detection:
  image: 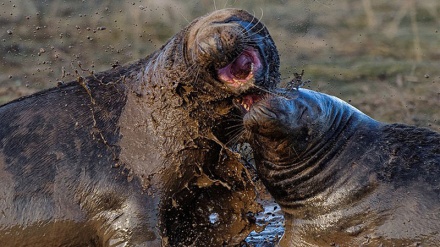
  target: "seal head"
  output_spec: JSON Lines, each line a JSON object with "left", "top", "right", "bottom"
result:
{"left": 185, "top": 9, "right": 279, "bottom": 95}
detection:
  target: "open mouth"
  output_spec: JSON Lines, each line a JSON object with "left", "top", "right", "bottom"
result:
{"left": 234, "top": 93, "right": 266, "bottom": 112}
{"left": 217, "top": 47, "right": 262, "bottom": 90}
{"left": 217, "top": 47, "right": 267, "bottom": 113}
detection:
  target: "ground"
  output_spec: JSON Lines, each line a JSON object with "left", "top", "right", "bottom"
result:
{"left": 1, "top": 1, "right": 439, "bottom": 132}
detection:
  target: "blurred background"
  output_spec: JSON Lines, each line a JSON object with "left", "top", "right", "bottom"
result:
{"left": 1, "top": 0, "right": 439, "bottom": 131}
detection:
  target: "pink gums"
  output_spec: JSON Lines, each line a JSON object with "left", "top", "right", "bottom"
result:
{"left": 217, "top": 47, "right": 262, "bottom": 89}
{"left": 239, "top": 94, "right": 266, "bottom": 112}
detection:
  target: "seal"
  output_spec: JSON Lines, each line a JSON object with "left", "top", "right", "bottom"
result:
{"left": 0, "top": 9, "right": 280, "bottom": 246}
{"left": 243, "top": 88, "right": 440, "bottom": 246}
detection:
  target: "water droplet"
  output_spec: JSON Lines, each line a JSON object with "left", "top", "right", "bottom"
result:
{"left": 209, "top": 212, "right": 219, "bottom": 224}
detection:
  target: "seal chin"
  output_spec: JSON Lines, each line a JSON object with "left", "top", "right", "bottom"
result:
{"left": 217, "top": 47, "right": 262, "bottom": 92}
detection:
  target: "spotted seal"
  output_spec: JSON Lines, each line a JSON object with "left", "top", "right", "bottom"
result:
{"left": 0, "top": 9, "right": 280, "bottom": 246}
{"left": 243, "top": 88, "right": 440, "bottom": 246}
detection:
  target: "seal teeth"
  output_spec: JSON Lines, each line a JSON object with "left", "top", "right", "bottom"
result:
{"left": 238, "top": 97, "right": 250, "bottom": 112}
{"left": 243, "top": 103, "right": 250, "bottom": 111}
{"left": 232, "top": 78, "right": 241, "bottom": 85}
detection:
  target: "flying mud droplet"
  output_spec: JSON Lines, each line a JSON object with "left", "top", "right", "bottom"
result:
{"left": 286, "top": 69, "right": 310, "bottom": 91}
{"left": 209, "top": 212, "right": 219, "bottom": 224}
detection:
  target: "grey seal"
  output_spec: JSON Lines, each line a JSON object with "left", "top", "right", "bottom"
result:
{"left": 0, "top": 9, "right": 280, "bottom": 246}
{"left": 243, "top": 88, "right": 440, "bottom": 246}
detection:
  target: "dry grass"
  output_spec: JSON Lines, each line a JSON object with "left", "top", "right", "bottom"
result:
{"left": 1, "top": 0, "right": 439, "bottom": 131}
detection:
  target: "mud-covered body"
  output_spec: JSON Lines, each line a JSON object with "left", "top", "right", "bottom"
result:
{"left": 244, "top": 89, "right": 440, "bottom": 246}
{"left": 0, "top": 9, "right": 280, "bottom": 246}
{"left": 0, "top": 81, "right": 147, "bottom": 246}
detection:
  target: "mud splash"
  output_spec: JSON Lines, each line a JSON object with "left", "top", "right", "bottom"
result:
{"left": 245, "top": 198, "right": 284, "bottom": 246}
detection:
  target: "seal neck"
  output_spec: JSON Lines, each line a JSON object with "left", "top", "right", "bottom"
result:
{"left": 142, "top": 36, "right": 187, "bottom": 90}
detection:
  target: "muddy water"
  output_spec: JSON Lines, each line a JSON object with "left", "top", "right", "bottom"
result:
{"left": 236, "top": 143, "right": 285, "bottom": 246}
{"left": 245, "top": 199, "right": 284, "bottom": 246}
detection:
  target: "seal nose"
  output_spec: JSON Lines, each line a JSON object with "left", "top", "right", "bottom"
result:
{"left": 243, "top": 95, "right": 300, "bottom": 137}
{"left": 244, "top": 100, "right": 282, "bottom": 136}
{"left": 190, "top": 23, "right": 245, "bottom": 67}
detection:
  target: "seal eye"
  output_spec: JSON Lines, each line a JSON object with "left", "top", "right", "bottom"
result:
{"left": 217, "top": 47, "right": 262, "bottom": 90}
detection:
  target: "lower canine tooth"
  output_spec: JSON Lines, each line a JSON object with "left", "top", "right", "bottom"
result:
{"left": 244, "top": 104, "right": 249, "bottom": 111}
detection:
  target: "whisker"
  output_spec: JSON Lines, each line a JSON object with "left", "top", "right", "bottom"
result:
{"left": 182, "top": 63, "right": 199, "bottom": 78}
{"left": 225, "top": 125, "right": 243, "bottom": 136}
{"left": 241, "top": 8, "right": 264, "bottom": 37}
{"left": 231, "top": 132, "right": 245, "bottom": 146}
{"left": 222, "top": 117, "right": 245, "bottom": 123}
{"left": 223, "top": 0, "right": 230, "bottom": 8}
{"left": 289, "top": 144, "right": 301, "bottom": 160}
{"left": 193, "top": 67, "right": 201, "bottom": 87}
{"left": 247, "top": 33, "right": 271, "bottom": 42}
{"left": 225, "top": 123, "right": 244, "bottom": 130}
{"left": 225, "top": 127, "right": 245, "bottom": 147}
{"left": 252, "top": 85, "right": 291, "bottom": 99}
{"left": 252, "top": 8, "right": 264, "bottom": 32}
{"left": 182, "top": 63, "right": 200, "bottom": 81}
{"left": 241, "top": 12, "right": 257, "bottom": 34}
{"left": 176, "top": 7, "right": 190, "bottom": 24}
{"left": 244, "top": 9, "right": 267, "bottom": 39}
{"left": 238, "top": 10, "right": 261, "bottom": 38}
{"left": 246, "top": 25, "right": 269, "bottom": 41}
{"left": 254, "top": 83, "right": 301, "bottom": 100}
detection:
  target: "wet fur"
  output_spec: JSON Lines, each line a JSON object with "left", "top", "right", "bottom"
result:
{"left": 0, "top": 9, "right": 280, "bottom": 246}
{"left": 245, "top": 89, "right": 440, "bottom": 246}
{"left": 378, "top": 123, "right": 440, "bottom": 188}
